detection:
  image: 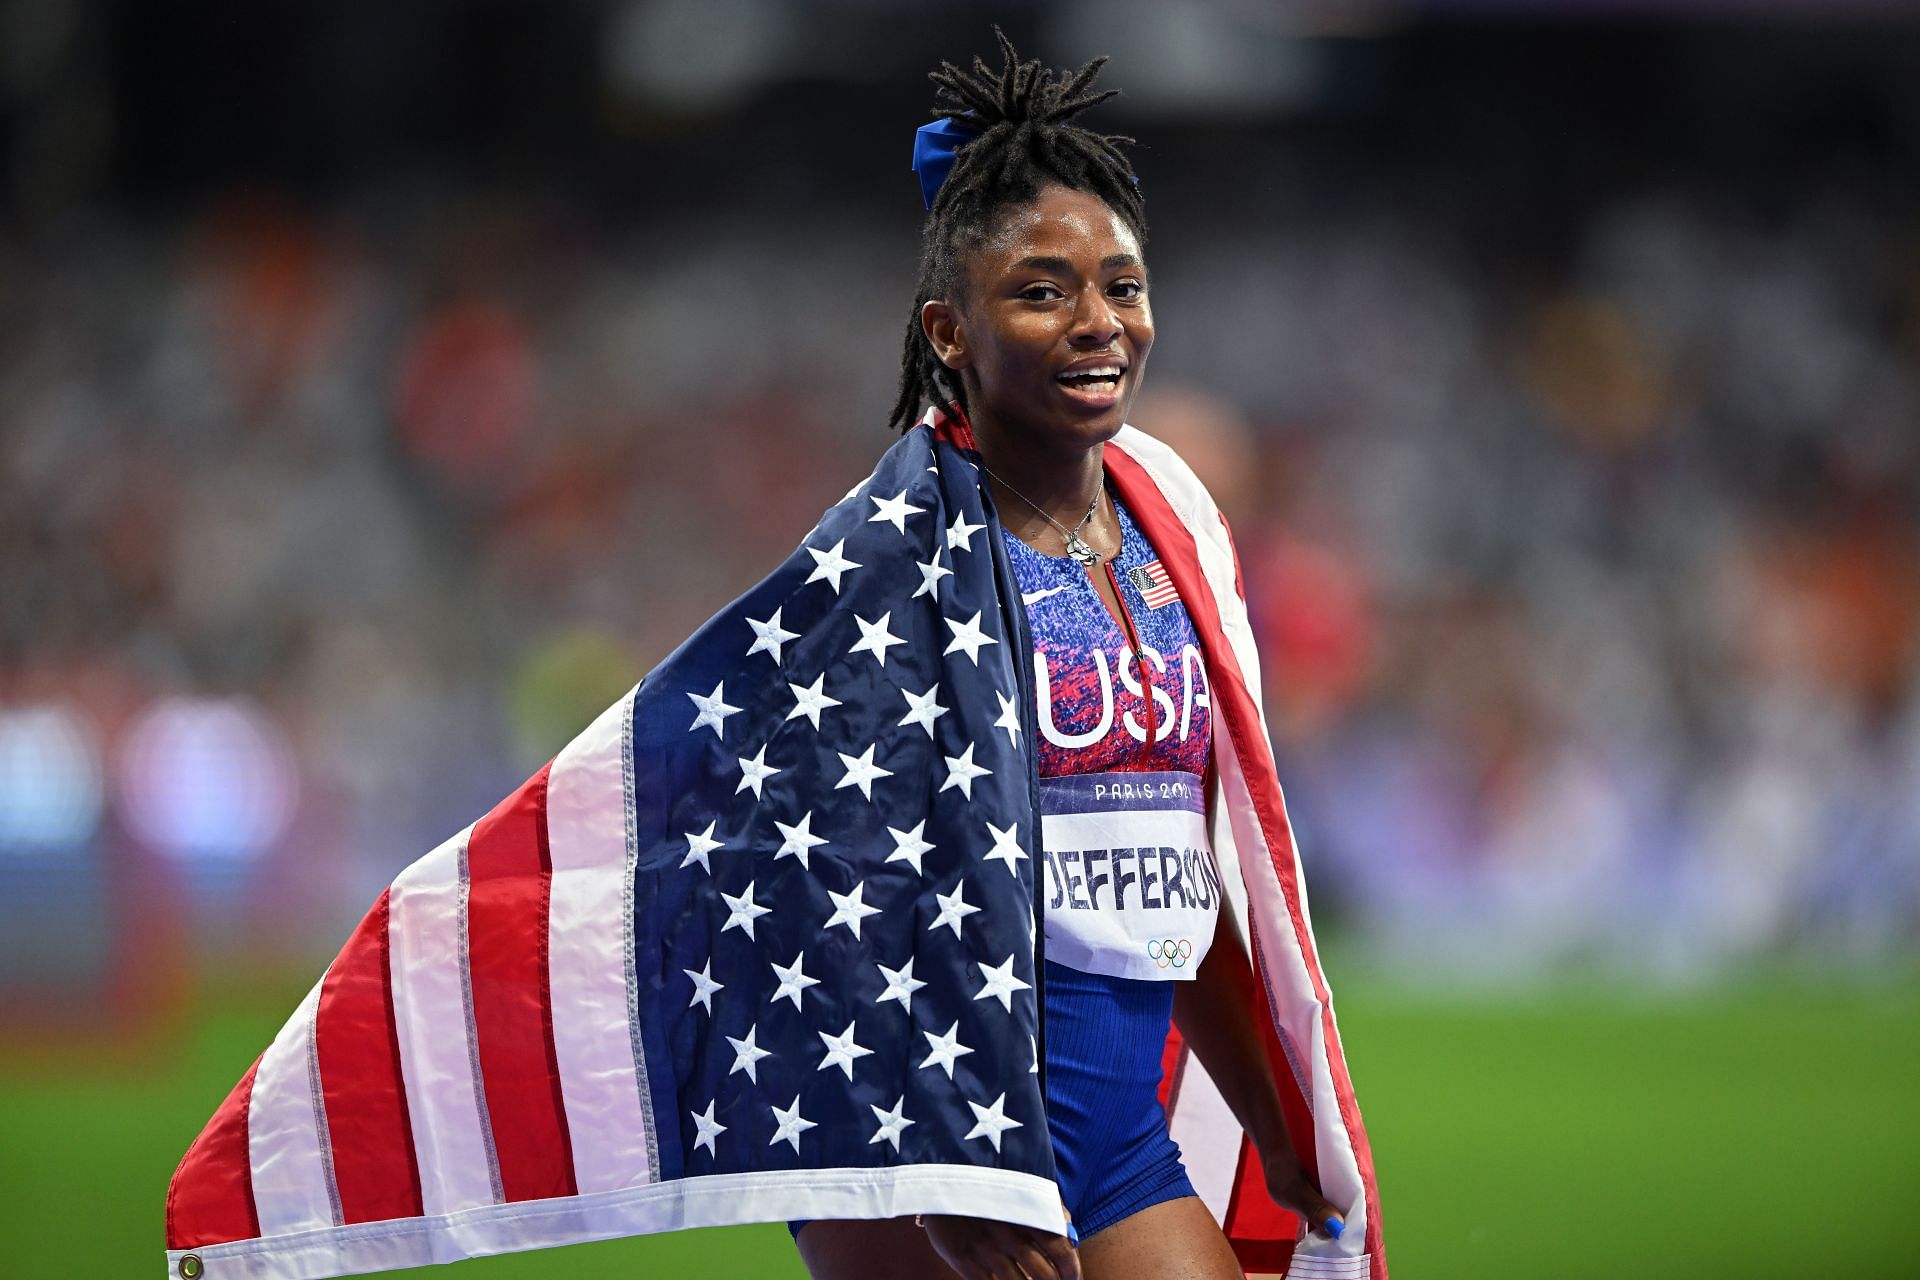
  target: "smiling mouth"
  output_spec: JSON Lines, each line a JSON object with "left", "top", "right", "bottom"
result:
{"left": 1054, "top": 364, "right": 1126, "bottom": 400}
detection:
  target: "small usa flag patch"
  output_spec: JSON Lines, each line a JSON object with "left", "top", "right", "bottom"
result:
{"left": 1128, "top": 559, "right": 1180, "bottom": 609}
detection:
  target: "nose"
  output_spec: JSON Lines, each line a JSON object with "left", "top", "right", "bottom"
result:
{"left": 1069, "top": 286, "right": 1122, "bottom": 348}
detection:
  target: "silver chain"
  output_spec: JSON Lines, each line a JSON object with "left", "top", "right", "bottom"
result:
{"left": 980, "top": 462, "right": 1107, "bottom": 567}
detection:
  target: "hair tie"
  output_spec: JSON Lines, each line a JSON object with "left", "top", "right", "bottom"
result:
{"left": 911, "top": 114, "right": 1143, "bottom": 212}
{"left": 911, "top": 116, "right": 982, "bottom": 210}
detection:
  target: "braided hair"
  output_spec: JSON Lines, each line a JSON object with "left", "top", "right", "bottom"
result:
{"left": 888, "top": 30, "right": 1147, "bottom": 432}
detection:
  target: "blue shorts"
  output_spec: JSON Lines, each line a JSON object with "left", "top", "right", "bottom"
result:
{"left": 790, "top": 959, "right": 1194, "bottom": 1243}
{"left": 1040, "top": 959, "right": 1195, "bottom": 1237}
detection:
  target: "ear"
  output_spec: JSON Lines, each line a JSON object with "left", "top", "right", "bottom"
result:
{"left": 921, "top": 299, "right": 971, "bottom": 371}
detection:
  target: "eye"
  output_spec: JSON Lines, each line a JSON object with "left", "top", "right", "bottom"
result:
{"left": 1017, "top": 283, "right": 1064, "bottom": 302}
{"left": 1109, "top": 279, "right": 1146, "bottom": 302}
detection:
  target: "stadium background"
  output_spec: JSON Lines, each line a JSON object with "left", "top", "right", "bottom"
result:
{"left": 1, "top": 2, "right": 1916, "bottom": 1276}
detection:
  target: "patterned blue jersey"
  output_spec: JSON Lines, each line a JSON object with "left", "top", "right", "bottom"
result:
{"left": 1002, "top": 494, "right": 1212, "bottom": 782}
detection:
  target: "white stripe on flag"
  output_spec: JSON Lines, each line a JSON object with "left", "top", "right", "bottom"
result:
{"left": 247, "top": 979, "right": 338, "bottom": 1236}
{"left": 546, "top": 686, "right": 656, "bottom": 1194}
{"left": 1284, "top": 1253, "right": 1373, "bottom": 1278}
{"left": 166, "top": 1162, "right": 1068, "bottom": 1280}
{"left": 389, "top": 824, "right": 500, "bottom": 1216}
{"left": 1166, "top": 1050, "right": 1241, "bottom": 1221}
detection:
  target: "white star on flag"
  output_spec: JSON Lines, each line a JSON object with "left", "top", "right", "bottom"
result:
{"left": 835, "top": 745, "right": 893, "bottom": 801}
{"left": 805, "top": 539, "right": 862, "bottom": 593}
{"left": 947, "top": 513, "right": 984, "bottom": 553}
{"left": 687, "top": 682, "right": 740, "bottom": 737}
{"left": 940, "top": 743, "right": 991, "bottom": 798}
{"left": 745, "top": 608, "right": 800, "bottom": 663}
{"left": 898, "top": 684, "right": 948, "bottom": 738}
{"left": 683, "top": 961, "right": 723, "bottom": 1013}
{"left": 727, "top": 1026, "right": 773, "bottom": 1083}
{"left": 973, "top": 955, "right": 1032, "bottom": 1012}
{"left": 875, "top": 957, "right": 927, "bottom": 1014}
{"left": 680, "top": 821, "right": 723, "bottom": 873}
{"left": 769, "top": 1096, "right": 817, "bottom": 1153}
{"left": 942, "top": 611, "right": 997, "bottom": 664}
{"left": 884, "top": 821, "right": 934, "bottom": 875}
{"left": 963, "top": 1092, "right": 1022, "bottom": 1153}
{"left": 816, "top": 1020, "right": 874, "bottom": 1080}
{"left": 690, "top": 1100, "right": 726, "bottom": 1156}
{"left": 982, "top": 821, "right": 1028, "bottom": 877}
{"left": 868, "top": 490, "right": 926, "bottom": 534}
{"left": 993, "top": 691, "right": 1022, "bottom": 746}
{"left": 920, "top": 1020, "right": 974, "bottom": 1079}
{"left": 849, "top": 611, "right": 906, "bottom": 666}
{"left": 824, "top": 882, "right": 882, "bottom": 940}
{"left": 736, "top": 747, "right": 779, "bottom": 799}
{"left": 869, "top": 1096, "right": 915, "bottom": 1152}
{"left": 721, "top": 881, "right": 772, "bottom": 939}
{"left": 786, "top": 674, "right": 842, "bottom": 730}
{"left": 913, "top": 551, "right": 953, "bottom": 601}
{"left": 774, "top": 812, "right": 828, "bottom": 869}
{"left": 930, "top": 880, "right": 980, "bottom": 939}
{"left": 770, "top": 952, "right": 820, "bottom": 1010}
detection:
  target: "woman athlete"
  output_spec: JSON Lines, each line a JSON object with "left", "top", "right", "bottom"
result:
{"left": 795, "top": 33, "right": 1347, "bottom": 1280}
{"left": 162, "top": 31, "right": 1383, "bottom": 1280}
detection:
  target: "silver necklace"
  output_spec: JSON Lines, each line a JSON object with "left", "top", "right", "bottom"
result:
{"left": 981, "top": 463, "right": 1106, "bottom": 567}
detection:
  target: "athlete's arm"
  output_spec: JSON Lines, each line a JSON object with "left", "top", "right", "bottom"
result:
{"left": 1171, "top": 907, "right": 1344, "bottom": 1236}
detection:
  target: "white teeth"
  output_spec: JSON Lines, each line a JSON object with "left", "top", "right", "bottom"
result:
{"left": 1057, "top": 366, "right": 1122, "bottom": 381}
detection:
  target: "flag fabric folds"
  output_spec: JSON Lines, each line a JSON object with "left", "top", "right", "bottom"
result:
{"left": 165, "top": 412, "right": 1386, "bottom": 1280}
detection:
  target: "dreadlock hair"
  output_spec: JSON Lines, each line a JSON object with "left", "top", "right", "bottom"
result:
{"left": 888, "top": 30, "right": 1147, "bottom": 432}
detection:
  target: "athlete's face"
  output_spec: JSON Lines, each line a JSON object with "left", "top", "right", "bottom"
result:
{"left": 922, "top": 184, "right": 1153, "bottom": 460}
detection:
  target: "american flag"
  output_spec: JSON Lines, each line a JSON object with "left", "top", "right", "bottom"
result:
{"left": 1128, "top": 558, "right": 1180, "bottom": 610}
{"left": 165, "top": 414, "right": 1387, "bottom": 1280}
{"left": 166, "top": 420, "right": 1062, "bottom": 1279}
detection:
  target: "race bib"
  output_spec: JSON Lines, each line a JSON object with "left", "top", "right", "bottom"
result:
{"left": 1040, "top": 770, "right": 1220, "bottom": 981}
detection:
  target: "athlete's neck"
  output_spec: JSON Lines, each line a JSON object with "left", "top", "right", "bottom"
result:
{"left": 966, "top": 412, "right": 1108, "bottom": 531}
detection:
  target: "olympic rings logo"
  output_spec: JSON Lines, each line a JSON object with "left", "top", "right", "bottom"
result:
{"left": 1147, "top": 938, "right": 1193, "bottom": 969}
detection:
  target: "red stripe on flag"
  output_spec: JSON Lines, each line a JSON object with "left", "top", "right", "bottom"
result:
{"left": 1108, "top": 444, "right": 1386, "bottom": 1276}
{"left": 315, "top": 889, "right": 424, "bottom": 1224}
{"left": 1222, "top": 1131, "right": 1299, "bottom": 1273}
{"left": 1155, "top": 1023, "right": 1186, "bottom": 1111}
{"left": 928, "top": 403, "right": 977, "bottom": 452}
{"left": 166, "top": 1057, "right": 262, "bottom": 1248}
{"left": 466, "top": 762, "right": 578, "bottom": 1203}
{"left": 1222, "top": 938, "right": 1321, "bottom": 1256}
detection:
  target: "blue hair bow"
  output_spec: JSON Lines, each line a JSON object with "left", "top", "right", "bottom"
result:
{"left": 912, "top": 117, "right": 982, "bottom": 210}
{"left": 911, "top": 115, "right": 1142, "bottom": 210}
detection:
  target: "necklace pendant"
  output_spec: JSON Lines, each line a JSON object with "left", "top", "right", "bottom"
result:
{"left": 1064, "top": 530, "right": 1100, "bottom": 567}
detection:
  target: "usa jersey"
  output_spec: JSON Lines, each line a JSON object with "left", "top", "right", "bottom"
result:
{"left": 1004, "top": 495, "right": 1213, "bottom": 780}
{"left": 1005, "top": 493, "right": 1220, "bottom": 981}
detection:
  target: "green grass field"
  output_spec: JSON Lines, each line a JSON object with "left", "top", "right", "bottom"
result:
{"left": 3, "top": 969, "right": 1914, "bottom": 1279}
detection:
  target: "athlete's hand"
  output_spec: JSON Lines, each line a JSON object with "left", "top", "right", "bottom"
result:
{"left": 1263, "top": 1156, "right": 1346, "bottom": 1241}
{"left": 921, "top": 1214, "right": 1081, "bottom": 1280}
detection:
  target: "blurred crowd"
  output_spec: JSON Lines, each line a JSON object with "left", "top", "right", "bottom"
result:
{"left": 1170, "top": 186, "right": 1920, "bottom": 984}
{"left": 4, "top": 28, "right": 1919, "bottom": 1022}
